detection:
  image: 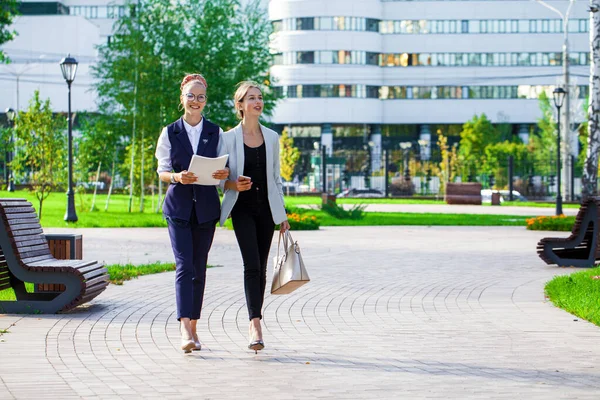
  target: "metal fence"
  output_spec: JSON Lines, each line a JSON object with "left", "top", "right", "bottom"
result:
{"left": 291, "top": 148, "right": 585, "bottom": 200}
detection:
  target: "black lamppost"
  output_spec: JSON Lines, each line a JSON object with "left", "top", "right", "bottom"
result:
{"left": 4, "top": 107, "right": 16, "bottom": 192}
{"left": 60, "top": 54, "right": 78, "bottom": 222}
{"left": 553, "top": 87, "right": 566, "bottom": 216}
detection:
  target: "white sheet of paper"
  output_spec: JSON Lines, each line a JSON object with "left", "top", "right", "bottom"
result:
{"left": 187, "top": 154, "right": 229, "bottom": 186}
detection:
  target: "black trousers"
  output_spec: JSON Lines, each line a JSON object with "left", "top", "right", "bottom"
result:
{"left": 231, "top": 200, "right": 275, "bottom": 320}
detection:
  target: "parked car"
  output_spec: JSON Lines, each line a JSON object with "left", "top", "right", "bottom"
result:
{"left": 337, "top": 188, "right": 385, "bottom": 198}
{"left": 481, "top": 189, "right": 527, "bottom": 203}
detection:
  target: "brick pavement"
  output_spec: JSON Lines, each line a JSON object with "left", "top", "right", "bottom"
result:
{"left": 1, "top": 226, "right": 599, "bottom": 399}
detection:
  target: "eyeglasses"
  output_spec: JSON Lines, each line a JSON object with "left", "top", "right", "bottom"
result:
{"left": 184, "top": 93, "right": 207, "bottom": 103}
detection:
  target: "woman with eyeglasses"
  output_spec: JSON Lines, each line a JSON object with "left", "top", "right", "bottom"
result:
{"left": 155, "top": 73, "right": 229, "bottom": 353}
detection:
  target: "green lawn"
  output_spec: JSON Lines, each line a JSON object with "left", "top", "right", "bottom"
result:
{"left": 0, "top": 190, "right": 567, "bottom": 229}
{"left": 0, "top": 190, "right": 167, "bottom": 228}
{"left": 545, "top": 266, "right": 600, "bottom": 327}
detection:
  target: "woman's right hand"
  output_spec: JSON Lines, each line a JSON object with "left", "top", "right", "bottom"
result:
{"left": 235, "top": 176, "right": 252, "bottom": 192}
{"left": 177, "top": 170, "right": 198, "bottom": 185}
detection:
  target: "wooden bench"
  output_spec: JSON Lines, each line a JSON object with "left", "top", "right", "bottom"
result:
{"left": 445, "top": 182, "right": 482, "bottom": 205}
{"left": 537, "top": 197, "right": 600, "bottom": 268}
{"left": 0, "top": 198, "right": 109, "bottom": 313}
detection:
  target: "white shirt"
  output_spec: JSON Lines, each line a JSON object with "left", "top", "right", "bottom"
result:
{"left": 155, "top": 118, "right": 223, "bottom": 173}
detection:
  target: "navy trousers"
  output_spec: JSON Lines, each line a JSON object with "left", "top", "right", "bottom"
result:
{"left": 166, "top": 209, "right": 216, "bottom": 321}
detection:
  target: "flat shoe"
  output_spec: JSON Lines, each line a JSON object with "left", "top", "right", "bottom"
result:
{"left": 192, "top": 333, "right": 202, "bottom": 351}
{"left": 181, "top": 339, "right": 195, "bottom": 353}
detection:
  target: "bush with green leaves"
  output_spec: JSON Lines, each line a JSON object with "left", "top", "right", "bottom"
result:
{"left": 321, "top": 202, "right": 366, "bottom": 220}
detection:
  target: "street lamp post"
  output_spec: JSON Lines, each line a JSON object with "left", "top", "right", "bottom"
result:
{"left": 553, "top": 87, "right": 567, "bottom": 216}
{"left": 399, "top": 141, "right": 412, "bottom": 181}
{"left": 60, "top": 54, "right": 79, "bottom": 222}
{"left": 4, "top": 108, "right": 16, "bottom": 192}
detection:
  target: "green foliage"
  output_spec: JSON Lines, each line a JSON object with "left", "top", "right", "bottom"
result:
{"left": 484, "top": 141, "right": 528, "bottom": 187}
{"left": 321, "top": 201, "right": 366, "bottom": 220}
{"left": 545, "top": 267, "right": 600, "bottom": 327}
{"left": 12, "top": 91, "right": 66, "bottom": 219}
{"left": 280, "top": 128, "right": 300, "bottom": 182}
{"left": 75, "top": 113, "right": 122, "bottom": 185}
{"left": 0, "top": 0, "right": 18, "bottom": 63}
{"left": 529, "top": 91, "right": 557, "bottom": 176}
{"left": 525, "top": 215, "right": 575, "bottom": 231}
{"left": 458, "top": 114, "right": 501, "bottom": 180}
{"left": 92, "top": 0, "right": 278, "bottom": 201}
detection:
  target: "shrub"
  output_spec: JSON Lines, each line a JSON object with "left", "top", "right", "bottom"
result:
{"left": 526, "top": 215, "right": 574, "bottom": 231}
{"left": 321, "top": 202, "right": 366, "bottom": 220}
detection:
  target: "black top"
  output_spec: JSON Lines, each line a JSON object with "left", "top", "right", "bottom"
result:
{"left": 238, "top": 142, "right": 268, "bottom": 206}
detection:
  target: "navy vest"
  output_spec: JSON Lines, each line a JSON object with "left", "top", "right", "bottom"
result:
{"left": 162, "top": 117, "right": 221, "bottom": 224}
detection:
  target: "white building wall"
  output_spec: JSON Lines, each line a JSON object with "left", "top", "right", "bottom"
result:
{"left": 0, "top": 0, "right": 125, "bottom": 113}
{"left": 268, "top": 0, "right": 591, "bottom": 126}
{"left": 0, "top": 15, "right": 102, "bottom": 113}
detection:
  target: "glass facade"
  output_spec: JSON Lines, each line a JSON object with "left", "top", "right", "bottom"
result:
{"left": 273, "top": 51, "right": 590, "bottom": 67}
{"left": 273, "top": 17, "right": 589, "bottom": 34}
{"left": 274, "top": 85, "right": 589, "bottom": 100}
{"left": 70, "top": 5, "right": 127, "bottom": 19}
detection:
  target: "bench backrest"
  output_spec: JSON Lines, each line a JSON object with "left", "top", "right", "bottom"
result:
{"left": 0, "top": 199, "right": 53, "bottom": 266}
{"left": 446, "top": 182, "right": 482, "bottom": 196}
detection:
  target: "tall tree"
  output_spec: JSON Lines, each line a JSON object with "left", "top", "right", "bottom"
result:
{"left": 12, "top": 91, "right": 66, "bottom": 219}
{"left": 0, "top": 0, "right": 18, "bottom": 63}
{"left": 583, "top": 3, "right": 600, "bottom": 198}
{"left": 92, "top": 0, "right": 278, "bottom": 211}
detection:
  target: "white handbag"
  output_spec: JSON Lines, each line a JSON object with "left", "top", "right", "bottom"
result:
{"left": 271, "top": 231, "right": 310, "bottom": 295}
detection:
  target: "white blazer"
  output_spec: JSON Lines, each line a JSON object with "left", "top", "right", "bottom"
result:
{"left": 217, "top": 122, "right": 287, "bottom": 226}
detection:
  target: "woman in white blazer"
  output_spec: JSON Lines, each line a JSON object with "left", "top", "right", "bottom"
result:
{"left": 217, "top": 81, "right": 289, "bottom": 353}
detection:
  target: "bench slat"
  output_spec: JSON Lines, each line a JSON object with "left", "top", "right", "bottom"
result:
{"left": 8, "top": 228, "right": 44, "bottom": 237}
{"left": 0, "top": 206, "right": 36, "bottom": 214}
{"left": 4, "top": 212, "right": 38, "bottom": 220}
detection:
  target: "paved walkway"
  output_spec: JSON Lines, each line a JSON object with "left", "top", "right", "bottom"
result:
{"left": 1, "top": 226, "right": 600, "bottom": 399}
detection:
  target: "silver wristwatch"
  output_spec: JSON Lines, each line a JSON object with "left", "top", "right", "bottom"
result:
{"left": 170, "top": 173, "right": 176, "bottom": 184}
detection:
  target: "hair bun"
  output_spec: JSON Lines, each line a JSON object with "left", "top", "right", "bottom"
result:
{"left": 180, "top": 74, "right": 207, "bottom": 91}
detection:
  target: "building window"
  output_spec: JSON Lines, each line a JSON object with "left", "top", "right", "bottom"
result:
{"left": 274, "top": 84, "right": 590, "bottom": 100}
{"left": 297, "top": 17, "right": 314, "bottom": 30}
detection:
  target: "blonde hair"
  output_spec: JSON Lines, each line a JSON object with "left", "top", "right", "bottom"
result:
{"left": 234, "top": 81, "right": 262, "bottom": 119}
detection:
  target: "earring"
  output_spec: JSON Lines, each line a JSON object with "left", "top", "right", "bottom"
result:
{"left": 178, "top": 103, "right": 184, "bottom": 112}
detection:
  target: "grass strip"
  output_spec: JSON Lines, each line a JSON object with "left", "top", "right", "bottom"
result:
{"left": 545, "top": 267, "right": 600, "bottom": 327}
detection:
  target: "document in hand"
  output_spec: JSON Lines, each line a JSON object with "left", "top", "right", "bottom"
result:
{"left": 187, "top": 154, "right": 229, "bottom": 185}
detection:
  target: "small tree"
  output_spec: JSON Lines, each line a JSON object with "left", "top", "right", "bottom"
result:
{"left": 0, "top": 0, "right": 18, "bottom": 63}
{"left": 458, "top": 114, "right": 499, "bottom": 181}
{"left": 279, "top": 128, "right": 299, "bottom": 194}
{"left": 13, "top": 91, "right": 66, "bottom": 219}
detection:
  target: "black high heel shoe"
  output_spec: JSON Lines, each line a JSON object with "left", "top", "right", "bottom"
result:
{"left": 248, "top": 323, "right": 265, "bottom": 354}
{"left": 248, "top": 339, "right": 265, "bottom": 354}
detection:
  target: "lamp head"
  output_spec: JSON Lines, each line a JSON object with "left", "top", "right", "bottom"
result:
{"left": 5, "top": 108, "right": 15, "bottom": 122}
{"left": 60, "top": 54, "right": 78, "bottom": 84}
{"left": 552, "top": 87, "right": 566, "bottom": 109}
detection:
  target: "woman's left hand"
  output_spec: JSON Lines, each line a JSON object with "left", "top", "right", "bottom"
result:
{"left": 212, "top": 168, "right": 229, "bottom": 180}
{"left": 280, "top": 220, "right": 290, "bottom": 233}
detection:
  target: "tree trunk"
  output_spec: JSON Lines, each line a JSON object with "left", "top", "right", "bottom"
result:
{"left": 583, "top": 3, "right": 600, "bottom": 199}
{"left": 139, "top": 129, "right": 145, "bottom": 212}
{"left": 90, "top": 161, "right": 101, "bottom": 212}
{"left": 105, "top": 153, "right": 116, "bottom": 211}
